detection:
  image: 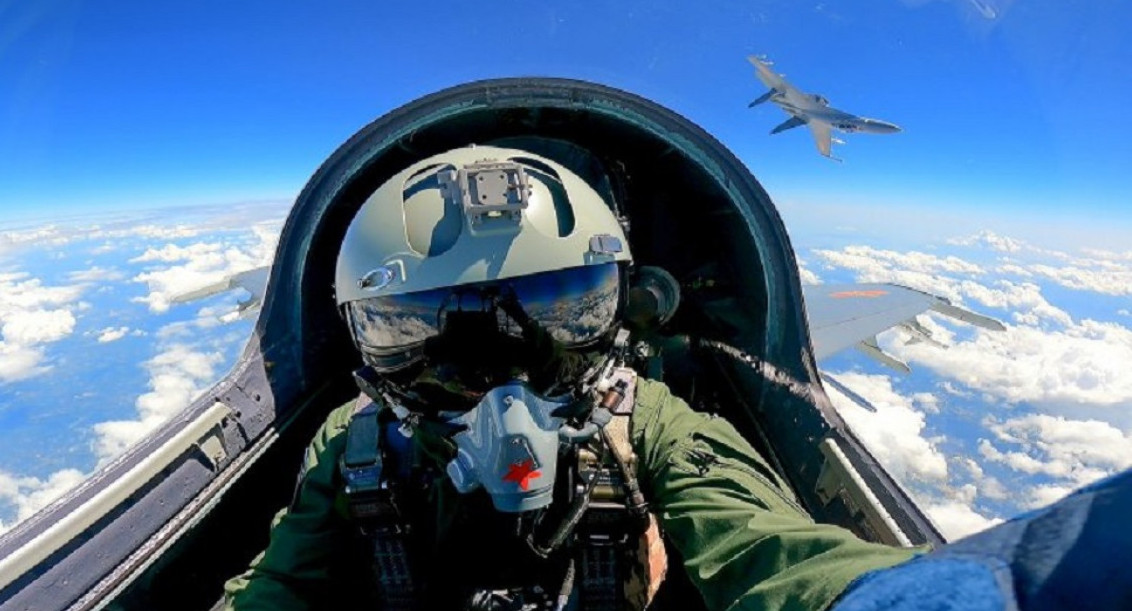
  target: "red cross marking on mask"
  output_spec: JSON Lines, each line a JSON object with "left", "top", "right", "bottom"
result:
{"left": 503, "top": 459, "right": 542, "bottom": 491}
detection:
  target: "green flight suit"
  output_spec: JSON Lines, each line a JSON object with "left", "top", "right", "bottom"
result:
{"left": 224, "top": 379, "right": 919, "bottom": 610}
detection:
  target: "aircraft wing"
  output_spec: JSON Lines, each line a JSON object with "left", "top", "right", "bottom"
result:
{"left": 747, "top": 55, "right": 785, "bottom": 90}
{"left": 807, "top": 121, "right": 836, "bottom": 160}
{"left": 746, "top": 55, "right": 807, "bottom": 99}
{"left": 170, "top": 266, "right": 270, "bottom": 318}
{"left": 803, "top": 283, "right": 1005, "bottom": 370}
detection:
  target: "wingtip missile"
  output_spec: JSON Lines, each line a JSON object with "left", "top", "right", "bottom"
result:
{"left": 929, "top": 301, "right": 1006, "bottom": 332}
{"left": 167, "top": 265, "right": 271, "bottom": 321}
{"left": 169, "top": 278, "right": 235, "bottom": 304}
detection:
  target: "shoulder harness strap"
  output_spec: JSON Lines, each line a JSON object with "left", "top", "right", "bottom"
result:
{"left": 340, "top": 394, "right": 417, "bottom": 610}
{"left": 578, "top": 367, "right": 667, "bottom": 611}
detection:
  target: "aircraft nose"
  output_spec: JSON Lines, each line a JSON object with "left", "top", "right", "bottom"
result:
{"left": 864, "top": 119, "right": 901, "bottom": 133}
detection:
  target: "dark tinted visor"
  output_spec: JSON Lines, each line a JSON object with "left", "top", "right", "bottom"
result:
{"left": 346, "top": 263, "right": 622, "bottom": 357}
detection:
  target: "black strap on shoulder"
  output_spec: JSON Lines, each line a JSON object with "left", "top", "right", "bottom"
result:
{"left": 344, "top": 398, "right": 381, "bottom": 467}
{"left": 340, "top": 394, "right": 417, "bottom": 610}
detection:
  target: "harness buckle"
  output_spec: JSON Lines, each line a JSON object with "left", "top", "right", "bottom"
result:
{"left": 577, "top": 500, "right": 633, "bottom": 547}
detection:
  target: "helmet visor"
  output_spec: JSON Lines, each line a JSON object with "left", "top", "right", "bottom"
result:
{"left": 346, "top": 263, "right": 622, "bottom": 359}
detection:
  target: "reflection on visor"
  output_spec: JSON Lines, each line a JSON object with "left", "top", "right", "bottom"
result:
{"left": 347, "top": 263, "right": 621, "bottom": 355}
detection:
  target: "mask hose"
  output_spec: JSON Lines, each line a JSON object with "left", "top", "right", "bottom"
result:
{"left": 527, "top": 444, "right": 606, "bottom": 558}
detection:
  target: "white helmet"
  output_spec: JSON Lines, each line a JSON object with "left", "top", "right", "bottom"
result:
{"left": 335, "top": 144, "right": 632, "bottom": 371}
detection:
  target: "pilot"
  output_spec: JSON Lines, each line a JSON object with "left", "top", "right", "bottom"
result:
{"left": 222, "top": 143, "right": 921, "bottom": 610}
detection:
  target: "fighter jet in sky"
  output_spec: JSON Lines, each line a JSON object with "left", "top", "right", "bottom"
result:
{"left": 747, "top": 55, "right": 901, "bottom": 160}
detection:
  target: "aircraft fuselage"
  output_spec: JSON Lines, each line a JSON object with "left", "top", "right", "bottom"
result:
{"left": 769, "top": 93, "right": 901, "bottom": 135}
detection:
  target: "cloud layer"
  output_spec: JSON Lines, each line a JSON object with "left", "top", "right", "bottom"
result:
{"left": 811, "top": 229, "right": 1132, "bottom": 540}
{"left": 0, "top": 205, "right": 287, "bottom": 533}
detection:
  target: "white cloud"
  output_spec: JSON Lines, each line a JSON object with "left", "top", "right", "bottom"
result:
{"left": 1027, "top": 263, "right": 1132, "bottom": 296}
{"left": 825, "top": 372, "right": 949, "bottom": 485}
{"left": 130, "top": 242, "right": 224, "bottom": 264}
{"left": 96, "top": 326, "right": 131, "bottom": 343}
{"left": 1024, "top": 483, "right": 1077, "bottom": 509}
{"left": 995, "top": 263, "right": 1034, "bottom": 277}
{"left": 957, "top": 279, "right": 1072, "bottom": 327}
{"left": 825, "top": 373, "right": 1007, "bottom": 542}
{"left": 68, "top": 266, "right": 126, "bottom": 282}
{"left": 1079, "top": 248, "right": 1132, "bottom": 262}
{"left": 815, "top": 245, "right": 985, "bottom": 276}
{"left": 91, "top": 345, "right": 224, "bottom": 463}
{"left": 0, "top": 343, "right": 50, "bottom": 382}
{"left": 892, "top": 318, "right": 1132, "bottom": 410}
{"left": 2, "top": 308, "right": 77, "bottom": 345}
{"left": 0, "top": 223, "right": 203, "bottom": 256}
{"left": 813, "top": 246, "right": 986, "bottom": 304}
{"left": 924, "top": 499, "right": 1003, "bottom": 541}
{"left": 952, "top": 457, "right": 1008, "bottom": 501}
{"left": 0, "top": 275, "right": 83, "bottom": 310}
{"left": 0, "top": 274, "right": 85, "bottom": 382}
{"left": 0, "top": 468, "right": 87, "bottom": 534}
{"left": 947, "top": 230, "right": 1025, "bottom": 253}
{"left": 796, "top": 255, "right": 821, "bottom": 285}
{"left": 815, "top": 244, "right": 1075, "bottom": 327}
{"left": 0, "top": 202, "right": 288, "bottom": 260}
{"left": 939, "top": 381, "right": 974, "bottom": 399}
{"left": 948, "top": 238, "right": 1132, "bottom": 297}
{"left": 0, "top": 225, "right": 72, "bottom": 255}
{"left": 981, "top": 414, "right": 1132, "bottom": 488}
{"left": 116, "top": 225, "right": 204, "bottom": 240}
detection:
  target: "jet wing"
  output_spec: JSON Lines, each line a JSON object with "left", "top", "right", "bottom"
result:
{"left": 803, "top": 283, "right": 1005, "bottom": 370}
{"left": 747, "top": 55, "right": 787, "bottom": 91}
{"left": 807, "top": 121, "right": 837, "bottom": 160}
{"left": 170, "top": 266, "right": 270, "bottom": 318}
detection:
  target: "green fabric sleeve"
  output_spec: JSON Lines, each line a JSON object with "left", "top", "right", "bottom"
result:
{"left": 221, "top": 402, "right": 357, "bottom": 611}
{"left": 630, "top": 379, "right": 921, "bottom": 611}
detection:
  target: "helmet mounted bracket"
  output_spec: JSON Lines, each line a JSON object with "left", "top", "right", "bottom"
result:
{"left": 439, "top": 160, "right": 531, "bottom": 233}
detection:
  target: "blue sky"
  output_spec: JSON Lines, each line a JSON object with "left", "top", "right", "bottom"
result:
{"left": 3, "top": 0, "right": 1130, "bottom": 232}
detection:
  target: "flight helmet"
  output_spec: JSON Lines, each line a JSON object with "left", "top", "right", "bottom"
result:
{"left": 335, "top": 144, "right": 633, "bottom": 382}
